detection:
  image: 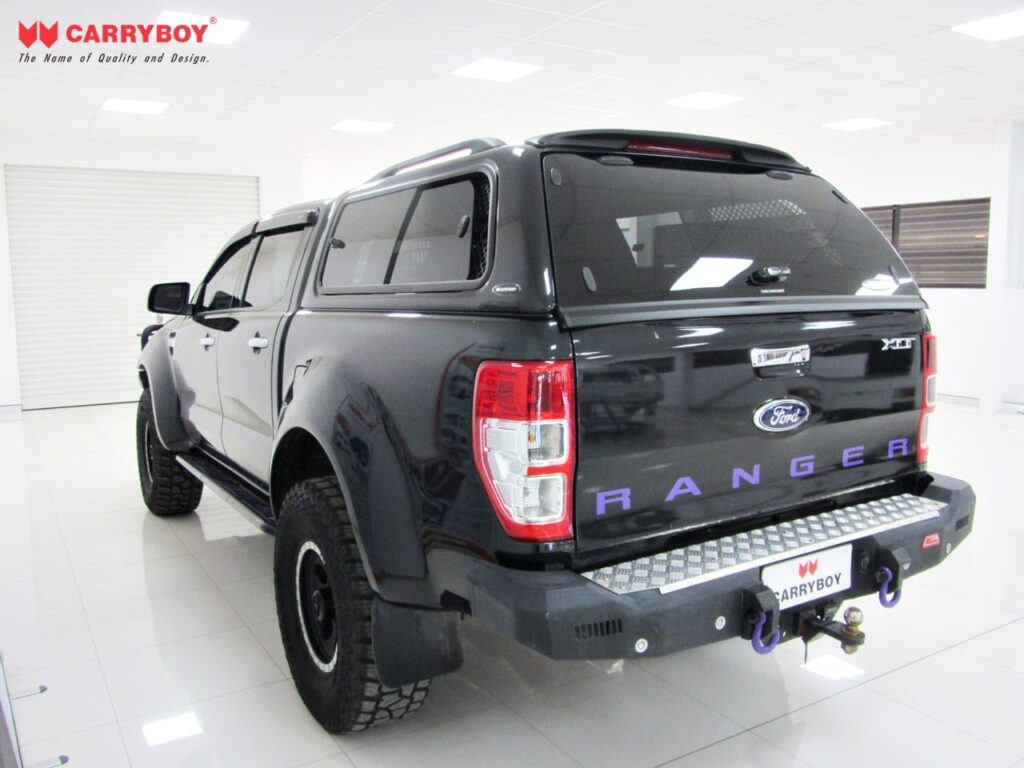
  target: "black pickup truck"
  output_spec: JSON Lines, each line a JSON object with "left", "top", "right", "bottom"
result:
{"left": 137, "top": 130, "right": 975, "bottom": 733}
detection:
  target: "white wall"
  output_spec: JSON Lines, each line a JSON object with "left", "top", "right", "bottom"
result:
{"left": 0, "top": 137, "right": 303, "bottom": 409}
{"left": 0, "top": 174, "right": 20, "bottom": 410}
{"left": 985, "top": 122, "right": 1024, "bottom": 407}
{"left": 301, "top": 155, "right": 371, "bottom": 202}
{"left": 795, "top": 128, "right": 1016, "bottom": 406}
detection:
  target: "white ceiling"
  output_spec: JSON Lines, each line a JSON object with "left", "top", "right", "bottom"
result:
{"left": 3, "top": 0, "right": 1024, "bottom": 180}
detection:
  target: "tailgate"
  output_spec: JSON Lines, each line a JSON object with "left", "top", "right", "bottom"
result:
{"left": 572, "top": 310, "right": 926, "bottom": 554}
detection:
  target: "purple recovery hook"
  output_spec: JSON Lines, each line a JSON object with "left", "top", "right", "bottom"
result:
{"left": 751, "top": 610, "right": 781, "bottom": 654}
{"left": 877, "top": 565, "right": 901, "bottom": 607}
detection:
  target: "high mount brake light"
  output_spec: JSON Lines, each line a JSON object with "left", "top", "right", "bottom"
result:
{"left": 918, "top": 333, "right": 937, "bottom": 464}
{"left": 473, "top": 361, "right": 575, "bottom": 542}
{"left": 624, "top": 140, "right": 734, "bottom": 161}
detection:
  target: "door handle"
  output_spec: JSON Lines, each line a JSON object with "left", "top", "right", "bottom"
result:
{"left": 248, "top": 335, "right": 269, "bottom": 351}
{"left": 200, "top": 335, "right": 215, "bottom": 348}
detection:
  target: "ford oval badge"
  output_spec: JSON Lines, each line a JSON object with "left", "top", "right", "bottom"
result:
{"left": 753, "top": 398, "right": 811, "bottom": 433}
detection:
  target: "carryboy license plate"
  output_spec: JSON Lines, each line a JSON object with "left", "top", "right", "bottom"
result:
{"left": 761, "top": 543, "right": 852, "bottom": 610}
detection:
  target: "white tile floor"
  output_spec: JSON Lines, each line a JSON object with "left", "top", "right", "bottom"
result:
{"left": 1, "top": 402, "right": 1022, "bottom": 768}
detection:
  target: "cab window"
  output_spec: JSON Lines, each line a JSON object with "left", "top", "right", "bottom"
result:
{"left": 241, "top": 228, "right": 305, "bottom": 309}
{"left": 196, "top": 238, "right": 253, "bottom": 313}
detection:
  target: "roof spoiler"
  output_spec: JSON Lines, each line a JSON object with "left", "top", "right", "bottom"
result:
{"left": 367, "top": 138, "right": 506, "bottom": 182}
{"left": 527, "top": 130, "right": 809, "bottom": 172}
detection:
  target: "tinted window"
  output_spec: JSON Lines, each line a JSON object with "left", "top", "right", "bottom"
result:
{"left": 198, "top": 239, "right": 253, "bottom": 312}
{"left": 544, "top": 153, "right": 918, "bottom": 306}
{"left": 322, "top": 189, "right": 415, "bottom": 288}
{"left": 321, "top": 175, "right": 489, "bottom": 290}
{"left": 242, "top": 229, "right": 305, "bottom": 308}
{"left": 390, "top": 180, "right": 475, "bottom": 285}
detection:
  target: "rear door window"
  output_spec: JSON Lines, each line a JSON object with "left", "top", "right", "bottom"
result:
{"left": 544, "top": 153, "right": 919, "bottom": 306}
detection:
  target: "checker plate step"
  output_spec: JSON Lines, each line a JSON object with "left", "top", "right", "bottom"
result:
{"left": 581, "top": 493, "right": 945, "bottom": 595}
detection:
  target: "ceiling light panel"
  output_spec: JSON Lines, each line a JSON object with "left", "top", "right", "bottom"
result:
{"left": 453, "top": 58, "right": 542, "bottom": 82}
{"left": 952, "top": 9, "right": 1024, "bottom": 41}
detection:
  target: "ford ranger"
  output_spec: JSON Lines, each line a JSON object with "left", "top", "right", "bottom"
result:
{"left": 137, "top": 130, "right": 975, "bottom": 733}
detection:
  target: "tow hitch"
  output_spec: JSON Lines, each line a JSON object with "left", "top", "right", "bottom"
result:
{"left": 799, "top": 604, "right": 866, "bottom": 655}
{"left": 743, "top": 541, "right": 915, "bottom": 657}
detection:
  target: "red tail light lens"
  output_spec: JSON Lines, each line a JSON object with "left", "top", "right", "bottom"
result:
{"left": 473, "top": 361, "right": 575, "bottom": 541}
{"left": 918, "top": 333, "right": 937, "bottom": 464}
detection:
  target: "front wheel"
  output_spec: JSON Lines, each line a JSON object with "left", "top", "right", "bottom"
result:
{"left": 274, "top": 477, "right": 430, "bottom": 733}
{"left": 136, "top": 390, "right": 202, "bottom": 516}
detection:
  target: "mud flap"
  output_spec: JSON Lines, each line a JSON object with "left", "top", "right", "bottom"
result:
{"left": 372, "top": 599, "right": 464, "bottom": 688}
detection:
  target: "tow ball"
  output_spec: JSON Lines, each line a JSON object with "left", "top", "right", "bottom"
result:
{"left": 799, "top": 605, "right": 866, "bottom": 654}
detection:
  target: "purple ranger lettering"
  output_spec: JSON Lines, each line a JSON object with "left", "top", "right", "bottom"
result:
{"left": 790, "top": 455, "right": 815, "bottom": 477}
{"left": 665, "top": 476, "right": 702, "bottom": 502}
{"left": 732, "top": 464, "right": 761, "bottom": 488}
{"left": 843, "top": 446, "right": 865, "bottom": 467}
{"left": 888, "top": 438, "right": 910, "bottom": 458}
{"left": 596, "top": 488, "right": 631, "bottom": 516}
{"left": 593, "top": 437, "right": 913, "bottom": 509}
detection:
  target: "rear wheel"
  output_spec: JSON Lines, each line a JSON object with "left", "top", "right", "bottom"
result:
{"left": 136, "top": 390, "right": 202, "bottom": 517}
{"left": 274, "top": 477, "right": 430, "bottom": 733}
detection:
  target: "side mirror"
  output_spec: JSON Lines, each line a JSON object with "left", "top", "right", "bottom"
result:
{"left": 148, "top": 282, "right": 191, "bottom": 315}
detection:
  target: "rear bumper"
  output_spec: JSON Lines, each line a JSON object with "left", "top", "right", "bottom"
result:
{"left": 463, "top": 473, "right": 974, "bottom": 659}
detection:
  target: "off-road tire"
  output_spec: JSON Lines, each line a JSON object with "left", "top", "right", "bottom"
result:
{"left": 275, "top": 477, "right": 430, "bottom": 733}
{"left": 136, "top": 390, "right": 202, "bottom": 517}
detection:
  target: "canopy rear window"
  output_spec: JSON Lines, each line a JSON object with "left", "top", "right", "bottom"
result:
{"left": 543, "top": 153, "right": 919, "bottom": 306}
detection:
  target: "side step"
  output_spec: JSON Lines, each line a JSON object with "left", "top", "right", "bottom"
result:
{"left": 177, "top": 453, "right": 276, "bottom": 533}
{"left": 581, "top": 493, "right": 945, "bottom": 596}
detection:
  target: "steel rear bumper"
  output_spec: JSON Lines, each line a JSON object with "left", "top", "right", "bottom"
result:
{"left": 463, "top": 474, "right": 974, "bottom": 660}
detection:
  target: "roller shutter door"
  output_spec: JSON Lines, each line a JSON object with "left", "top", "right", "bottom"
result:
{"left": 3, "top": 165, "right": 259, "bottom": 409}
{"left": 862, "top": 198, "right": 990, "bottom": 289}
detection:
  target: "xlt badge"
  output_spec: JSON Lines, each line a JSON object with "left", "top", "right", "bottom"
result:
{"left": 882, "top": 337, "right": 915, "bottom": 350}
{"left": 753, "top": 398, "right": 811, "bottom": 433}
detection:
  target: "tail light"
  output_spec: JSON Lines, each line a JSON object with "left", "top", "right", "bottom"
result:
{"left": 918, "top": 333, "right": 937, "bottom": 464}
{"left": 473, "top": 361, "right": 575, "bottom": 541}
{"left": 625, "top": 140, "right": 734, "bottom": 161}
